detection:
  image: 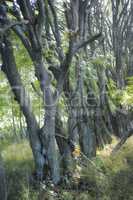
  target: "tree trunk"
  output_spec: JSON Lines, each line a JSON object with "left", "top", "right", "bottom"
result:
{"left": 77, "top": 57, "right": 96, "bottom": 158}
{"left": 80, "top": 121, "right": 96, "bottom": 158}
{"left": 1, "top": 35, "right": 61, "bottom": 184}
{"left": 0, "top": 36, "right": 45, "bottom": 180}
{"left": 42, "top": 105, "right": 60, "bottom": 184}
{"left": 33, "top": 52, "right": 61, "bottom": 184}
{"left": 0, "top": 156, "right": 7, "bottom": 200}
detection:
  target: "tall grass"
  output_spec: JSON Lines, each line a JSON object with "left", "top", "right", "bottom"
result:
{"left": 1, "top": 136, "right": 133, "bottom": 199}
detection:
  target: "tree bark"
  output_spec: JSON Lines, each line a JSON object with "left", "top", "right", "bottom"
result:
{"left": 0, "top": 156, "right": 7, "bottom": 200}
{"left": 0, "top": 36, "right": 45, "bottom": 180}
{"left": 32, "top": 51, "right": 60, "bottom": 184}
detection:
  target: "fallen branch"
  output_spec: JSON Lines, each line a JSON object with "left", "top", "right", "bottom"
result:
{"left": 111, "top": 129, "right": 133, "bottom": 155}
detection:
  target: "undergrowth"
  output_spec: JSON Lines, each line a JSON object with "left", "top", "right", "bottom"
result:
{"left": 1, "top": 136, "right": 133, "bottom": 200}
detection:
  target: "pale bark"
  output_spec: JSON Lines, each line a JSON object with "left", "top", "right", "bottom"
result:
{"left": 0, "top": 36, "right": 45, "bottom": 180}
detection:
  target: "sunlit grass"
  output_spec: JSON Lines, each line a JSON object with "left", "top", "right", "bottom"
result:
{"left": 1, "top": 139, "right": 36, "bottom": 200}
{"left": 2, "top": 140, "right": 33, "bottom": 167}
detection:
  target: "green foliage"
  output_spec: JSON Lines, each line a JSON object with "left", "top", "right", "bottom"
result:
{"left": 84, "top": 54, "right": 114, "bottom": 103}
{"left": 43, "top": 47, "right": 54, "bottom": 60}
{"left": 107, "top": 76, "right": 133, "bottom": 111}
{"left": 91, "top": 56, "right": 107, "bottom": 69}
{"left": 61, "top": 191, "right": 74, "bottom": 200}
{"left": 121, "top": 76, "right": 133, "bottom": 107}
{"left": 12, "top": 33, "right": 32, "bottom": 71}
{"left": 91, "top": 54, "right": 114, "bottom": 69}
{"left": 107, "top": 79, "right": 121, "bottom": 112}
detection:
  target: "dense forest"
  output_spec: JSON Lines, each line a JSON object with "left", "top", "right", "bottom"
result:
{"left": 0, "top": 0, "right": 133, "bottom": 199}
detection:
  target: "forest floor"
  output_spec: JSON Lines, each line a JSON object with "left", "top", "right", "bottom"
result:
{"left": 1, "top": 136, "right": 133, "bottom": 200}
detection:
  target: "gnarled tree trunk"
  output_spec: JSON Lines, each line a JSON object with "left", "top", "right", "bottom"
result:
{"left": 0, "top": 36, "right": 45, "bottom": 180}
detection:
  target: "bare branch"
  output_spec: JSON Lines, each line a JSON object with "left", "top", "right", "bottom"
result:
{"left": 111, "top": 129, "right": 133, "bottom": 155}
{"left": 73, "top": 33, "right": 102, "bottom": 54}
{"left": 12, "top": 25, "right": 33, "bottom": 59}
{"left": 0, "top": 20, "right": 28, "bottom": 35}
{"left": 36, "top": 0, "right": 45, "bottom": 35}
{"left": 47, "top": 0, "right": 64, "bottom": 61}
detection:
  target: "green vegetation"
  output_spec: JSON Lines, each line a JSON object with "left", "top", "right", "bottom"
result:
{"left": 1, "top": 136, "right": 133, "bottom": 200}
{"left": 0, "top": 1, "right": 133, "bottom": 199}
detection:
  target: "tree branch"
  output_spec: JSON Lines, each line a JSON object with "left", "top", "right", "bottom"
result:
{"left": 0, "top": 20, "right": 28, "bottom": 35}
{"left": 36, "top": 0, "right": 45, "bottom": 36}
{"left": 111, "top": 129, "right": 133, "bottom": 155}
{"left": 73, "top": 33, "right": 102, "bottom": 55}
{"left": 12, "top": 25, "right": 33, "bottom": 59}
{"left": 45, "top": 0, "right": 64, "bottom": 61}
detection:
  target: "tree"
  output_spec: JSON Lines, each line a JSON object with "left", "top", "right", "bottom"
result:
{"left": 0, "top": 0, "right": 132, "bottom": 186}
{"left": 0, "top": 0, "right": 100, "bottom": 184}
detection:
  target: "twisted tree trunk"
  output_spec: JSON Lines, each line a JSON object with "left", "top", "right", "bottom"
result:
{"left": 0, "top": 36, "right": 45, "bottom": 180}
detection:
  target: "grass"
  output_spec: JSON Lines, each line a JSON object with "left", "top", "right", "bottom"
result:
{"left": 1, "top": 139, "right": 38, "bottom": 200}
{"left": 1, "top": 136, "right": 133, "bottom": 199}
